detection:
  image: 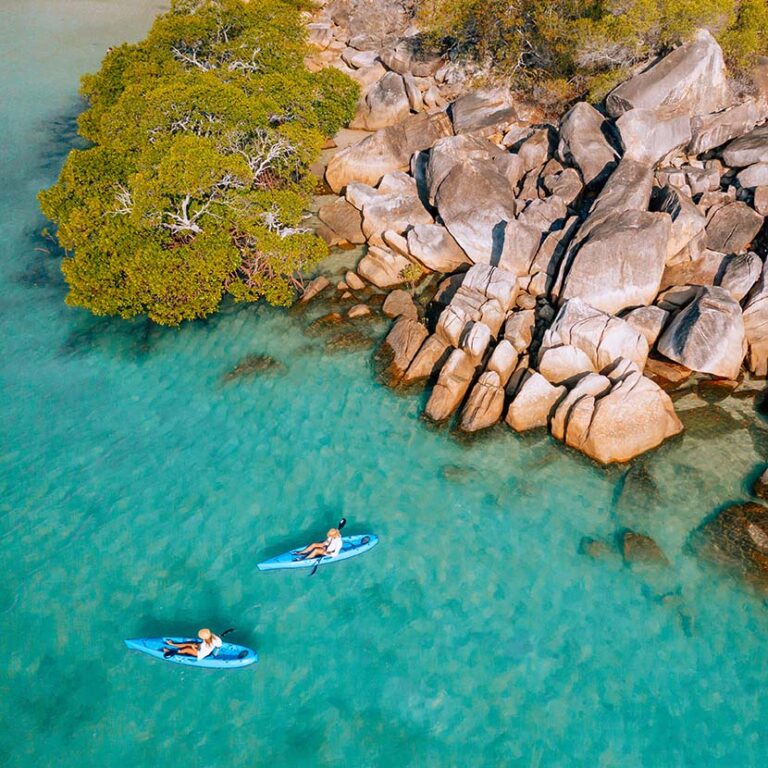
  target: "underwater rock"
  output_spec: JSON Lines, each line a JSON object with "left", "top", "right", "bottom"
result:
{"left": 347, "top": 304, "right": 371, "bottom": 319}
{"left": 621, "top": 530, "right": 670, "bottom": 566}
{"left": 222, "top": 354, "right": 286, "bottom": 382}
{"left": 694, "top": 502, "right": 768, "bottom": 589}
{"left": 305, "top": 312, "right": 345, "bottom": 335}
{"left": 325, "top": 330, "right": 374, "bottom": 353}
{"left": 679, "top": 404, "right": 747, "bottom": 440}
{"left": 696, "top": 376, "right": 741, "bottom": 402}
{"left": 439, "top": 464, "right": 478, "bottom": 483}
{"left": 754, "top": 469, "right": 768, "bottom": 500}
{"left": 579, "top": 536, "right": 613, "bottom": 559}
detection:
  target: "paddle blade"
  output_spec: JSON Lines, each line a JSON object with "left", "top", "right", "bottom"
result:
{"left": 310, "top": 562, "right": 320, "bottom": 576}
{"left": 338, "top": 518, "right": 347, "bottom": 530}
{"left": 220, "top": 628, "right": 235, "bottom": 637}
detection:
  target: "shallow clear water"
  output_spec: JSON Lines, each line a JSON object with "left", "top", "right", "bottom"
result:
{"left": 2, "top": 4, "right": 768, "bottom": 767}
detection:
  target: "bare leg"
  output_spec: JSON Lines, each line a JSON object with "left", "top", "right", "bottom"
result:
{"left": 295, "top": 543, "right": 327, "bottom": 560}
{"left": 296, "top": 541, "right": 322, "bottom": 555}
{"left": 174, "top": 646, "right": 199, "bottom": 657}
{"left": 165, "top": 641, "right": 199, "bottom": 657}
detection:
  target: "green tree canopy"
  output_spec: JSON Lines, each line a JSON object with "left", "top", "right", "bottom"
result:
{"left": 40, "top": 0, "right": 359, "bottom": 325}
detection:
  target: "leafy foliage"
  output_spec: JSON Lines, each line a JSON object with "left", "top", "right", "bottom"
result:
{"left": 417, "top": 0, "right": 768, "bottom": 103}
{"left": 40, "top": 0, "right": 359, "bottom": 326}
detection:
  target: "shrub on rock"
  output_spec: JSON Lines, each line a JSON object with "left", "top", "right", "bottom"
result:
{"left": 417, "top": 2, "right": 765, "bottom": 105}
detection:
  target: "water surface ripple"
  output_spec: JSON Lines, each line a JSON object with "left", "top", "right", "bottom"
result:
{"left": 1, "top": 3, "right": 767, "bottom": 767}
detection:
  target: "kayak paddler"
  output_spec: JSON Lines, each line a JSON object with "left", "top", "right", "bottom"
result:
{"left": 293, "top": 527, "right": 343, "bottom": 561}
{"left": 163, "top": 628, "right": 222, "bottom": 660}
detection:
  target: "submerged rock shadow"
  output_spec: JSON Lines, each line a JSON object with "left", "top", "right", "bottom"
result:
{"left": 35, "top": 97, "right": 88, "bottom": 177}
{"left": 60, "top": 314, "right": 160, "bottom": 361}
{"left": 14, "top": 223, "right": 68, "bottom": 291}
{"left": 221, "top": 353, "right": 287, "bottom": 383}
{"left": 16, "top": 98, "right": 87, "bottom": 292}
{"left": 683, "top": 496, "right": 768, "bottom": 600}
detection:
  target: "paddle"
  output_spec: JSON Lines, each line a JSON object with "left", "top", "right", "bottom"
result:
{"left": 310, "top": 518, "right": 346, "bottom": 576}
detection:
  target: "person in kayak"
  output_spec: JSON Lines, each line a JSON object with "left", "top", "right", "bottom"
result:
{"left": 163, "top": 628, "right": 222, "bottom": 660}
{"left": 294, "top": 527, "right": 343, "bottom": 560}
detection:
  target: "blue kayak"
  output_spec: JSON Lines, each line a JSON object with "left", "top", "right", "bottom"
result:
{"left": 257, "top": 533, "right": 379, "bottom": 571}
{"left": 124, "top": 637, "right": 258, "bottom": 669}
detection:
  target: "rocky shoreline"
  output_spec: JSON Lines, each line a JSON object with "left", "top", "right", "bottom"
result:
{"left": 299, "top": 1, "right": 768, "bottom": 586}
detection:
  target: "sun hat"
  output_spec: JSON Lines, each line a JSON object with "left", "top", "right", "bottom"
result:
{"left": 198, "top": 628, "right": 213, "bottom": 641}
{"left": 327, "top": 528, "right": 341, "bottom": 538}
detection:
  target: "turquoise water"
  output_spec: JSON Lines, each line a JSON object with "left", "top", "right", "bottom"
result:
{"left": 2, "top": 3, "right": 768, "bottom": 766}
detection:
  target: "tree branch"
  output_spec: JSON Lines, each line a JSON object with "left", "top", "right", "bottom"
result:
{"left": 110, "top": 183, "right": 134, "bottom": 216}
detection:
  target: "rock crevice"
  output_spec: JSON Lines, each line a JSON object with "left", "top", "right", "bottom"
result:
{"left": 305, "top": 8, "right": 767, "bottom": 465}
